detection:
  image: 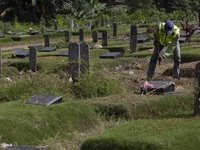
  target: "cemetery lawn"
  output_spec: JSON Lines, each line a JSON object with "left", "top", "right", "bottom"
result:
{"left": 0, "top": 24, "right": 200, "bottom": 149}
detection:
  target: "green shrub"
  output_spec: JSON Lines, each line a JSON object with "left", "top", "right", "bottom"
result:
{"left": 9, "top": 62, "right": 42, "bottom": 71}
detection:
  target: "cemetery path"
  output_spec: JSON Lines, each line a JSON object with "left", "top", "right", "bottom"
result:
{"left": 1, "top": 43, "right": 44, "bottom": 51}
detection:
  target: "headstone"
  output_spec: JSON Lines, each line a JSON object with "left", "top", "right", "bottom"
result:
{"left": 44, "top": 35, "right": 50, "bottom": 47}
{"left": 54, "top": 23, "right": 57, "bottom": 30}
{"left": 26, "top": 94, "right": 62, "bottom": 106}
{"left": 0, "top": 33, "right": 5, "bottom": 38}
{"left": 5, "top": 146, "right": 46, "bottom": 150}
{"left": 102, "top": 30, "right": 108, "bottom": 46}
{"left": 28, "top": 44, "right": 42, "bottom": 48}
{"left": 42, "top": 27, "right": 44, "bottom": 34}
{"left": 70, "top": 20, "right": 74, "bottom": 31}
{"left": 39, "top": 47, "right": 56, "bottom": 52}
{"left": 55, "top": 51, "right": 69, "bottom": 57}
{"left": 46, "top": 29, "right": 54, "bottom": 32}
{"left": 199, "top": 11, "right": 200, "bottom": 27}
{"left": 100, "top": 52, "right": 122, "bottom": 59}
{"left": 9, "top": 48, "right": 25, "bottom": 52}
{"left": 79, "top": 29, "right": 84, "bottom": 41}
{"left": 0, "top": 49, "right": 1, "bottom": 77}
{"left": 194, "top": 62, "right": 200, "bottom": 115}
{"left": 95, "top": 21, "right": 99, "bottom": 27}
{"left": 69, "top": 42, "right": 80, "bottom": 82}
{"left": 13, "top": 51, "right": 29, "bottom": 58}
{"left": 80, "top": 42, "right": 90, "bottom": 73}
{"left": 115, "top": 37, "right": 129, "bottom": 41}
{"left": 113, "top": 23, "right": 117, "bottom": 36}
{"left": 92, "top": 31, "right": 98, "bottom": 43}
{"left": 75, "top": 23, "right": 79, "bottom": 29}
{"left": 137, "top": 37, "right": 150, "bottom": 43}
{"left": 65, "top": 31, "right": 70, "bottom": 43}
{"left": 101, "top": 18, "right": 104, "bottom": 27}
{"left": 29, "top": 47, "right": 37, "bottom": 72}
{"left": 87, "top": 20, "right": 91, "bottom": 31}
{"left": 98, "top": 35, "right": 110, "bottom": 39}
{"left": 130, "top": 25, "right": 137, "bottom": 53}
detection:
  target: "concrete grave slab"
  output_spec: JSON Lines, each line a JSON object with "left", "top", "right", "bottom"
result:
{"left": 7, "top": 32, "right": 15, "bottom": 35}
{"left": 115, "top": 37, "right": 130, "bottom": 41}
{"left": 26, "top": 94, "right": 62, "bottom": 106}
{"left": 27, "top": 31, "right": 39, "bottom": 35}
{"left": 57, "top": 30, "right": 66, "bottom": 33}
{"left": 179, "top": 37, "right": 187, "bottom": 43}
{"left": 28, "top": 44, "right": 42, "bottom": 48}
{"left": 55, "top": 51, "right": 69, "bottom": 57}
{"left": 0, "top": 33, "right": 5, "bottom": 38}
{"left": 100, "top": 52, "right": 122, "bottom": 59}
{"left": 5, "top": 146, "right": 46, "bottom": 150}
{"left": 16, "top": 32, "right": 24, "bottom": 34}
{"left": 46, "top": 29, "right": 54, "bottom": 32}
{"left": 137, "top": 31, "right": 146, "bottom": 35}
{"left": 39, "top": 47, "right": 56, "bottom": 52}
{"left": 9, "top": 48, "right": 25, "bottom": 52}
{"left": 12, "top": 51, "right": 29, "bottom": 58}
{"left": 137, "top": 37, "right": 150, "bottom": 43}
{"left": 98, "top": 35, "right": 110, "bottom": 39}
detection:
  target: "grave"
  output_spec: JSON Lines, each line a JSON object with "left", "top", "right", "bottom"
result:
{"left": 179, "top": 37, "right": 187, "bottom": 43}
{"left": 16, "top": 32, "right": 24, "bottom": 34}
{"left": 7, "top": 31, "right": 15, "bottom": 35}
{"left": 28, "top": 44, "right": 42, "bottom": 48}
{"left": 46, "top": 29, "right": 54, "bottom": 32}
{"left": 57, "top": 30, "right": 66, "bottom": 33}
{"left": 5, "top": 146, "right": 46, "bottom": 150}
{"left": 26, "top": 94, "right": 62, "bottom": 106}
{"left": 12, "top": 51, "right": 29, "bottom": 58}
{"left": 137, "top": 31, "right": 146, "bottom": 35}
{"left": 140, "top": 81, "right": 180, "bottom": 95}
{"left": 137, "top": 37, "right": 150, "bottom": 43}
{"left": 39, "top": 47, "right": 56, "bottom": 52}
{"left": 0, "top": 33, "right": 5, "bottom": 38}
{"left": 100, "top": 52, "right": 122, "bottom": 59}
{"left": 98, "top": 35, "right": 110, "bottom": 39}
{"left": 9, "top": 48, "right": 25, "bottom": 52}
{"left": 55, "top": 51, "right": 69, "bottom": 57}
{"left": 115, "top": 37, "right": 130, "bottom": 41}
{"left": 27, "top": 31, "right": 39, "bottom": 35}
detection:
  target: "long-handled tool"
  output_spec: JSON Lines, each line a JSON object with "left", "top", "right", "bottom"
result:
{"left": 146, "top": 26, "right": 161, "bottom": 65}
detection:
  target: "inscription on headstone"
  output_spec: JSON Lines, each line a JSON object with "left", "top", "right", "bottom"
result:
{"left": 69, "top": 42, "right": 80, "bottom": 82}
{"left": 79, "top": 29, "right": 84, "bottom": 41}
{"left": 80, "top": 43, "right": 90, "bottom": 73}
{"left": 130, "top": 25, "right": 137, "bottom": 53}
{"left": 26, "top": 94, "right": 62, "bottom": 106}
{"left": 29, "top": 47, "right": 37, "bottom": 72}
{"left": 102, "top": 30, "right": 108, "bottom": 46}
{"left": 113, "top": 23, "right": 117, "bottom": 36}
{"left": 70, "top": 20, "right": 74, "bottom": 31}
{"left": 44, "top": 35, "right": 50, "bottom": 47}
{"left": 92, "top": 31, "right": 98, "bottom": 43}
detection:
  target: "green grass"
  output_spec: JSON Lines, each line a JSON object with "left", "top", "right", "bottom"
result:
{"left": 81, "top": 111, "right": 200, "bottom": 150}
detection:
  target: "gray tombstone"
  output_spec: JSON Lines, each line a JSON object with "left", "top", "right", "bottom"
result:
{"left": 130, "top": 25, "right": 137, "bottom": 53}
{"left": 113, "top": 23, "right": 117, "bottom": 36}
{"left": 80, "top": 43, "right": 90, "bottom": 73}
{"left": 101, "top": 18, "right": 104, "bottom": 27}
{"left": 79, "top": 29, "right": 84, "bottom": 42}
{"left": 92, "top": 31, "right": 98, "bottom": 43}
{"left": 44, "top": 35, "right": 50, "bottom": 47}
{"left": 65, "top": 31, "right": 70, "bottom": 43}
{"left": 54, "top": 23, "right": 57, "bottom": 30}
{"left": 88, "top": 20, "right": 91, "bottom": 31}
{"left": 29, "top": 47, "right": 37, "bottom": 72}
{"left": 42, "top": 27, "right": 44, "bottom": 34}
{"left": 69, "top": 42, "right": 80, "bottom": 82}
{"left": 75, "top": 23, "right": 79, "bottom": 29}
{"left": 102, "top": 30, "right": 108, "bottom": 46}
{"left": 194, "top": 62, "right": 200, "bottom": 115}
{"left": 70, "top": 20, "right": 74, "bottom": 31}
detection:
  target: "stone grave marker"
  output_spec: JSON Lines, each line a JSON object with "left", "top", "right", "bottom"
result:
{"left": 39, "top": 47, "right": 56, "bottom": 52}
{"left": 46, "top": 29, "right": 54, "bottom": 32}
{"left": 92, "top": 31, "right": 98, "bottom": 43}
{"left": 95, "top": 21, "right": 99, "bottom": 27}
{"left": 65, "top": 31, "right": 70, "bottom": 43}
{"left": 70, "top": 20, "right": 74, "bottom": 31}
{"left": 80, "top": 42, "right": 90, "bottom": 73}
{"left": 5, "top": 146, "right": 46, "bottom": 150}
{"left": 0, "top": 33, "right": 5, "bottom": 38}
{"left": 194, "top": 62, "right": 200, "bottom": 114}
{"left": 12, "top": 51, "right": 29, "bottom": 59}
{"left": 100, "top": 52, "right": 122, "bottom": 59}
{"left": 28, "top": 44, "right": 42, "bottom": 48}
{"left": 102, "top": 30, "right": 108, "bottom": 46}
{"left": 16, "top": 32, "right": 24, "bottom": 34}
{"left": 130, "top": 25, "right": 137, "bottom": 53}
{"left": 101, "top": 18, "right": 104, "bottom": 27}
{"left": 98, "top": 35, "right": 110, "bottom": 39}
{"left": 137, "top": 37, "right": 150, "bottom": 43}
{"left": 69, "top": 42, "right": 80, "bottom": 82}
{"left": 29, "top": 47, "right": 37, "bottom": 72}
{"left": 26, "top": 94, "right": 62, "bottom": 106}
{"left": 113, "top": 23, "right": 117, "bottom": 36}
{"left": 55, "top": 51, "right": 69, "bottom": 57}
{"left": 88, "top": 20, "right": 91, "bottom": 31}
{"left": 137, "top": 31, "right": 146, "bottom": 35}
{"left": 115, "top": 37, "right": 129, "bottom": 41}
{"left": 44, "top": 35, "right": 50, "bottom": 47}
{"left": 75, "top": 23, "right": 79, "bottom": 29}
{"left": 9, "top": 48, "right": 25, "bottom": 52}
{"left": 0, "top": 48, "right": 1, "bottom": 77}
{"left": 179, "top": 37, "right": 187, "bottom": 43}
{"left": 42, "top": 27, "right": 44, "bottom": 34}
{"left": 57, "top": 30, "right": 66, "bottom": 33}
{"left": 79, "top": 29, "right": 84, "bottom": 41}
{"left": 27, "top": 31, "right": 38, "bottom": 35}
{"left": 54, "top": 23, "right": 57, "bottom": 30}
